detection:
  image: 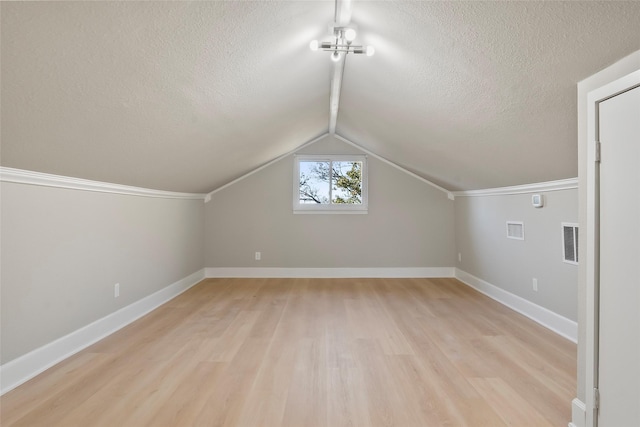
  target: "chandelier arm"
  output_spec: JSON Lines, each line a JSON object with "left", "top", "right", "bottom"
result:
{"left": 321, "top": 46, "right": 364, "bottom": 53}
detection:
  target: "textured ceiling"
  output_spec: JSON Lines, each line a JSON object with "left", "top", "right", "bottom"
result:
{"left": 2, "top": 1, "right": 640, "bottom": 193}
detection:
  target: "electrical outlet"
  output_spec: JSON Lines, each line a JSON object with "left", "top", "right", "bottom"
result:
{"left": 114, "top": 283, "right": 120, "bottom": 298}
{"left": 458, "top": 253, "right": 462, "bottom": 263}
{"left": 532, "top": 278, "right": 538, "bottom": 292}
{"left": 255, "top": 251, "right": 261, "bottom": 261}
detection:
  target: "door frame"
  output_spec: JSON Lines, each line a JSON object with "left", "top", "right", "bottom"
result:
{"left": 585, "top": 69, "right": 640, "bottom": 427}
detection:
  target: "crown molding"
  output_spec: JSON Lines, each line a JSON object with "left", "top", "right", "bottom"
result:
{"left": 0, "top": 167, "right": 206, "bottom": 200}
{"left": 452, "top": 178, "right": 578, "bottom": 197}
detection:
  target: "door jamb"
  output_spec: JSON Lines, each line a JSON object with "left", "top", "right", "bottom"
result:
{"left": 585, "top": 70, "right": 640, "bottom": 427}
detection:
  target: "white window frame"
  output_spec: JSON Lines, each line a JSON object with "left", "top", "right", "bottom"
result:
{"left": 293, "top": 154, "right": 368, "bottom": 214}
{"left": 561, "top": 222, "right": 579, "bottom": 265}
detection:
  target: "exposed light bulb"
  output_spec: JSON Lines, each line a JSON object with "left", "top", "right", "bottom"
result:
{"left": 344, "top": 28, "right": 357, "bottom": 42}
{"left": 309, "top": 40, "right": 319, "bottom": 51}
{"left": 331, "top": 51, "right": 341, "bottom": 62}
{"left": 366, "top": 45, "right": 375, "bottom": 56}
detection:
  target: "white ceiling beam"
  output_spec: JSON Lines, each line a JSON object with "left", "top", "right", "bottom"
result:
{"left": 328, "top": 58, "right": 345, "bottom": 134}
{"left": 328, "top": 0, "right": 352, "bottom": 134}
{"left": 335, "top": 0, "right": 352, "bottom": 25}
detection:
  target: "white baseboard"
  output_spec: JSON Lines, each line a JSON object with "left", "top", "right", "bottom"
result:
{"left": 569, "top": 398, "right": 586, "bottom": 427}
{"left": 0, "top": 269, "right": 206, "bottom": 396}
{"left": 205, "top": 267, "right": 455, "bottom": 278}
{"left": 454, "top": 268, "right": 577, "bottom": 342}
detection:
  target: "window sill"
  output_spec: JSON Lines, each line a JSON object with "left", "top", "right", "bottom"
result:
{"left": 293, "top": 209, "right": 368, "bottom": 215}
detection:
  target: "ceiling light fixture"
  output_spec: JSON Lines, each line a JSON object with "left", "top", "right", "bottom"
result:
{"left": 310, "top": 24, "right": 374, "bottom": 60}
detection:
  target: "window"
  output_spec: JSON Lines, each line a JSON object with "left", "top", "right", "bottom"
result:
{"left": 506, "top": 221, "right": 525, "bottom": 240}
{"left": 294, "top": 155, "right": 367, "bottom": 213}
{"left": 562, "top": 223, "right": 579, "bottom": 264}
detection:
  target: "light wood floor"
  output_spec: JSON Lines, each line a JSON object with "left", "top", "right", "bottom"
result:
{"left": 1, "top": 278, "right": 576, "bottom": 426}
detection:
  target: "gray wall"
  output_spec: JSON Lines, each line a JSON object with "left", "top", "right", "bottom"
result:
{"left": 205, "top": 136, "right": 455, "bottom": 268}
{"left": 455, "top": 189, "right": 578, "bottom": 321}
{"left": 0, "top": 182, "right": 205, "bottom": 364}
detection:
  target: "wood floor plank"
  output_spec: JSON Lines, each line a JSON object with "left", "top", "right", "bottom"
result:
{"left": 468, "top": 377, "right": 554, "bottom": 427}
{"left": 0, "top": 352, "right": 111, "bottom": 426}
{"left": 0, "top": 278, "right": 576, "bottom": 426}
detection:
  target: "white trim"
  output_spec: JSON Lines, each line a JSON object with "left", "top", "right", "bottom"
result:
{"left": 452, "top": 178, "right": 578, "bottom": 197}
{"left": 584, "top": 67, "right": 640, "bottom": 427}
{"left": 454, "top": 268, "right": 578, "bottom": 342}
{"left": 0, "top": 269, "right": 206, "bottom": 396}
{"left": 333, "top": 134, "right": 453, "bottom": 197}
{"left": 206, "top": 267, "right": 454, "bottom": 279}
{"left": 0, "top": 167, "right": 206, "bottom": 200}
{"left": 206, "top": 133, "right": 329, "bottom": 199}
{"left": 293, "top": 210, "right": 367, "bottom": 215}
{"left": 569, "top": 398, "right": 586, "bottom": 427}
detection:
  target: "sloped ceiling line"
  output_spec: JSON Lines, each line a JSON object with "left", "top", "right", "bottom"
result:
{"left": 333, "top": 134, "right": 453, "bottom": 198}
{"left": 206, "top": 132, "right": 452, "bottom": 202}
{"left": 206, "top": 133, "right": 329, "bottom": 200}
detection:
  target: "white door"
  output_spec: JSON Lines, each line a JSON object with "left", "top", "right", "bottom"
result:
{"left": 597, "top": 83, "right": 640, "bottom": 426}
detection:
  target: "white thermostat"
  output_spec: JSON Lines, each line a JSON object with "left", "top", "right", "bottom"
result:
{"left": 532, "top": 194, "right": 544, "bottom": 208}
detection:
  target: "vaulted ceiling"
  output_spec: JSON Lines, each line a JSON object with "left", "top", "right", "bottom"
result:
{"left": 2, "top": 1, "right": 639, "bottom": 193}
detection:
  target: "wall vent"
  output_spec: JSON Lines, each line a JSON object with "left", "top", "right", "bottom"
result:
{"left": 562, "top": 223, "right": 579, "bottom": 264}
{"left": 506, "top": 221, "right": 525, "bottom": 240}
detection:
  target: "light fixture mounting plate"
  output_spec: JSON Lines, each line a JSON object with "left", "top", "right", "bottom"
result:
{"left": 329, "top": 22, "right": 358, "bottom": 36}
